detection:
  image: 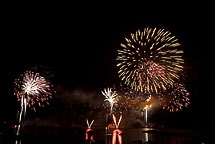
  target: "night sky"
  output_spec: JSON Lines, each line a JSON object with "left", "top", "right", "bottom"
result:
{"left": 1, "top": 6, "right": 214, "bottom": 130}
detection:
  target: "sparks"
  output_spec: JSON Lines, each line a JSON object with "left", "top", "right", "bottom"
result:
{"left": 158, "top": 83, "right": 190, "bottom": 112}
{"left": 14, "top": 71, "right": 54, "bottom": 111}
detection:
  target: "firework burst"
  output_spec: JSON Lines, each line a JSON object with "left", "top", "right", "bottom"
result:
{"left": 101, "top": 88, "right": 119, "bottom": 114}
{"left": 116, "top": 27, "right": 184, "bottom": 93}
{"left": 14, "top": 71, "right": 53, "bottom": 111}
{"left": 158, "top": 83, "right": 190, "bottom": 112}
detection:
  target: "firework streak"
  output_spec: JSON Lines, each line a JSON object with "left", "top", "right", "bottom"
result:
{"left": 112, "top": 113, "right": 122, "bottom": 129}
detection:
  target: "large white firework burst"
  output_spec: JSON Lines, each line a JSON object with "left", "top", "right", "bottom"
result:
{"left": 14, "top": 71, "right": 53, "bottom": 111}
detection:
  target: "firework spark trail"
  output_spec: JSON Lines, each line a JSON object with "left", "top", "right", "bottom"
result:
{"left": 16, "top": 92, "right": 27, "bottom": 136}
{"left": 86, "top": 119, "right": 94, "bottom": 129}
{"left": 112, "top": 112, "right": 122, "bottom": 129}
{"left": 158, "top": 83, "right": 190, "bottom": 112}
{"left": 117, "top": 27, "right": 184, "bottom": 94}
{"left": 101, "top": 88, "right": 118, "bottom": 114}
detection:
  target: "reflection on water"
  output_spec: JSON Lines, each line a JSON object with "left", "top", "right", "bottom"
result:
{"left": 86, "top": 128, "right": 94, "bottom": 142}
{"left": 104, "top": 128, "right": 154, "bottom": 144}
{"left": 15, "top": 140, "right": 21, "bottom": 144}
{"left": 112, "top": 129, "right": 122, "bottom": 144}
{"left": 144, "top": 130, "right": 149, "bottom": 142}
{"left": 0, "top": 126, "right": 207, "bottom": 144}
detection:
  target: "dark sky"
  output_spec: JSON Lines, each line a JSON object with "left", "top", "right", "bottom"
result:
{"left": 1, "top": 6, "right": 214, "bottom": 128}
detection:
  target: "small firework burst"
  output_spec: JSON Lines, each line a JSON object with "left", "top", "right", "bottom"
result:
{"left": 101, "top": 88, "right": 119, "bottom": 114}
{"left": 158, "top": 83, "right": 190, "bottom": 112}
{"left": 116, "top": 27, "right": 184, "bottom": 93}
{"left": 14, "top": 71, "right": 54, "bottom": 111}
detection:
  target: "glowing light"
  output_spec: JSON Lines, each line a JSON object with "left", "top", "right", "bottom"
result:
{"left": 85, "top": 128, "right": 94, "bottom": 142}
{"left": 116, "top": 27, "right": 184, "bottom": 93}
{"left": 145, "top": 108, "right": 148, "bottom": 124}
{"left": 145, "top": 132, "right": 149, "bottom": 142}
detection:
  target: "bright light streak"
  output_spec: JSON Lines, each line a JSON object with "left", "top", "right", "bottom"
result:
{"left": 112, "top": 112, "right": 122, "bottom": 129}
{"left": 86, "top": 119, "right": 94, "bottom": 129}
